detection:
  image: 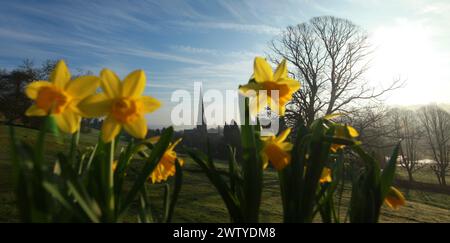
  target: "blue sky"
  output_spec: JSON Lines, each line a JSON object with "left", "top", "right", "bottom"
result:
{"left": 1, "top": 0, "right": 449, "bottom": 127}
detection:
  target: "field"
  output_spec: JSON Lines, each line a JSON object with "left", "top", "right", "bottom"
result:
{"left": 0, "top": 125, "right": 449, "bottom": 223}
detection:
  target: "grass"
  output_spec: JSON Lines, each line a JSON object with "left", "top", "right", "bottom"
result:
{"left": 0, "top": 125, "right": 449, "bottom": 223}
{"left": 396, "top": 166, "right": 450, "bottom": 185}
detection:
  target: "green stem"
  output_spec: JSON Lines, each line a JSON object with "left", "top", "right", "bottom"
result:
{"left": 69, "top": 130, "right": 80, "bottom": 164}
{"left": 106, "top": 138, "right": 115, "bottom": 222}
{"left": 36, "top": 116, "right": 51, "bottom": 162}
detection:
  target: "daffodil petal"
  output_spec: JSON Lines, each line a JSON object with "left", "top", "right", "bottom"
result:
{"left": 280, "top": 142, "right": 293, "bottom": 151}
{"left": 248, "top": 95, "right": 266, "bottom": 117}
{"left": 101, "top": 116, "right": 122, "bottom": 143}
{"left": 54, "top": 110, "right": 80, "bottom": 134}
{"left": 123, "top": 115, "right": 147, "bottom": 139}
{"left": 238, "top": 82, "right": 263, "bottom": 96}
{"left": 267, "top": 95, "right": 286, "bottom": 116}
{"left": 278, "top": 104, "right": 287, "bottom": 116}
{"left": 323, "top": 113, "right": 343, "bottom": 120}
{"left": 273, "top": 59, "right": 288, "bottom": 81}
{"left": 78, "top": 93, "right": 111, "bottom": 118}
{"left": 25, "top": 104, "right": 47, "bottom": 116}
{"left": 68, "top": 101, "right": 82, "bottom": 115}
{"left": 122, "top": 70, "right": 145, "bottom": 98}
{"left": 147, "top": 136, "right": 160, "bottom": 144}
{"left": 276, "top": 128, "right": 291, "bottom": 143}
{"left": 384, "top": 186, "right": 406, "bottom": 209}
{"left": 261, "top": 152, "right": 269, "bottom": 170}
{"left": 168, "top": 138, "right": 183, "bottom": 151}
{"left": 347, "top": 126, "right": 359, "bottom": 138}
{"left": 278, "top": 78, "right": 301, "bottom": 93}
{"left": 50, "top": 60, "right": 71, "bottom": 88}
{"left": 100, "top": 69, "right": 121, "bottom": 98}
{"left": 253, "top": 57, "right": 273, "bottom": 83}
{"left": 320, "top": 168, "right": 332, "bottom": 183}
{"left": 25, "top": 81, "right": 52, "bottom": 99}
{"left": 260, "top": 135, "right": 275, "bottom": 141}
{"left": 141, "top": 96, "right": 161, "bottom": 113}
{"left": 65, "top": 75, "right": 100, "bottom": 99}
{"left": 177, "top": 157, "right": 185, "bottom": 166}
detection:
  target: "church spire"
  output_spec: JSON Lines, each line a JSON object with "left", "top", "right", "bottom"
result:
{"left": 196, "top": 87, "right": 207, "bottom": 132}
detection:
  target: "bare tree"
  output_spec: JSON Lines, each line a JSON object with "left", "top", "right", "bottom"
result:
{"left": 0, "top": 59, "right": 58, "bottom": 126}
{"left": 269, "top": 16, "right": 401, "bottom": 127}
{"left": 419, "top": 105, "right": 450, "bottom": 186}
{"left": 388, "top": 108, "right": 424, "bottom": 182}
{"left": 337, "top": 105, "right": 396, "bottom": 168}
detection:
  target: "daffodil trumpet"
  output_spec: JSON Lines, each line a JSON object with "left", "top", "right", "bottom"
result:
{"left": 149, "top": 137, "right": 184, "bottom": 184}
{"left": 384, "top": 186, "right": 406, "bottom": 210}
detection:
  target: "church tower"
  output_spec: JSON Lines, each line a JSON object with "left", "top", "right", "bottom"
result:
{"left": 196, "top": 88, "right": 207, "bottom": 133}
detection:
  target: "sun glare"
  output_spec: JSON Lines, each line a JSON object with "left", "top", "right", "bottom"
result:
{"left": 368, "top": 19, "right": 449, "bottom": 105}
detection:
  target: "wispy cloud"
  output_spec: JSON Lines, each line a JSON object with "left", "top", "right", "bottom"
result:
{"left": 170, "top": 45, "right": 260, "bottom": 59}
{"left": 1, "top": 1, "right": 161, "bottom": 34}
{"left": 119, "top": 47, "right": 210, "bottom": 65}
{"left": 170, "top": 45, "right": 220, "bottom": 55}
{"left": 421, "top": 1, "right": 450, "bottom": 15}
{"left": 0, "top": 30, "right": 209, "bottom": 66}
{"left": 175, "top": 21, "right": 281, "bottom": 35}
{"left": 0, "top": 28, "right": 51, "bottom": 43}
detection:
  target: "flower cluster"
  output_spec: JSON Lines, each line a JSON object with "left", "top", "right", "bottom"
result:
{"left": 25, "top": 60, "right": 161, "bottom": 141}
{"left": 25, "top": 60, "right": 182, "bottom": 183}
{"left": 240, "top": 57, "right": 405, "bottom": 210}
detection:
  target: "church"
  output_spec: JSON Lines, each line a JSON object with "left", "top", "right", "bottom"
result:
{"left": 182, "top": 89, "right": 210, "bottom": 153}
{"left": 181, "top": 89, "right": 239, "bottom": 159}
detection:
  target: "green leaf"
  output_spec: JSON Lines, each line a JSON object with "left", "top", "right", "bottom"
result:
{"left": 120, "top": 127, "right": 173, "bottom": 214}
{"left": 82, "top": 144, "right": 98, "bottom": 175}
{"left": 284, "top": 119, "right": 309, "bottom": 222}
{"left": 57, "top": 152, "right": 102, "bottom": 222}
{"left": 137, "top": 185, "right": 152, "bottom": 223}
{"left": 163, "top": 184, "right": 170, "bottom": 222}
{"left": 42, "top": 182, "right": 74, "bottom": 212}
{"left": 349, "top": 145, "right": 383, "bottom": 223}
{"left": 240, "top": 119, "right": 263, "bottom": 222}
{"left": 226, "top": 145, "right": 240, "bottom": 196}
{"left": 137, "top": 194, "right": 150, "bottom": 223}
{"left": 297, "top": 120, "right": 332, "bottom": 223}
{"left": 165, "top": 159, "right": 183, "bottom": 223}
{"left": 67, "top": 182, "right": 100, "bottom": 223}
{"left": 9, "top": 126, "right": 33, "bottom": 222}
{"left": 380, "top": 142, "right": 401, "bottom": 198}
{"left": 186, "top": 148, "right": 243, "bottom": 222}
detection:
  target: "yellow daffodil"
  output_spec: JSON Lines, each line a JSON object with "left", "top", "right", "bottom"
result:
{"left": 112, "top": 160, "right": 118, "bottom": 172}
{"left": 149, "top": 138, "right": 184, "bottom": 183}
{"left": 320, "top": 167, "right": 332, "bottom": 183}
{"left": 261, "top": 128, "right": 293, "bottom": 171}
{"left": 239, "top": 57, "right": 300, "bottom": 116}
{"left": 25, "top": 60, "right": 100, "bottom": 133}
{"left": 330, "top": 124, "right": 359, "bottom": 152}
{"left": 384, "top": 186, "right": 406, "bottom": 210}
{"left": 302, "top": 166, "right": 332, "bottom": 183}
{"left": 78, "top": 69, "right": 161, "bottom": 142}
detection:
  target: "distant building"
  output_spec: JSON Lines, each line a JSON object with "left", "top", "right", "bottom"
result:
{"left": 182, "top": 89, "right": 235, "bottom": 159}
{"left": 182, "top": 88, "right": 208, "bottom": 152}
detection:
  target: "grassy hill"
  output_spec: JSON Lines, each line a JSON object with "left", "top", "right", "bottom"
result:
{"left": 0, "top": 125, "right": 449, "bottom": 223}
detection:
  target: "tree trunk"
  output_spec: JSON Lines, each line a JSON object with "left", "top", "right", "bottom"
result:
{"left": 407, "top": 170, "right": 414, "bottom": 183}
{"left": 435, "top": 171, "right": 443, "bottom": 186}
{"left": 441, "top": 172, "right": 446, "bottom": 186}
